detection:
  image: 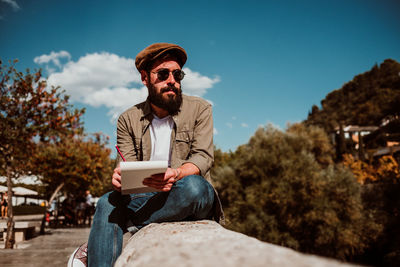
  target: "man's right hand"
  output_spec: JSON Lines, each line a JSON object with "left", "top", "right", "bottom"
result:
{"left": 112, "top": 166, "right": 122, "bottom": 192}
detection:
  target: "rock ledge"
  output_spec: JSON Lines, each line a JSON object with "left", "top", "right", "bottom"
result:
{"left": 115, "top": 220, "right": 357, "bottom": 267}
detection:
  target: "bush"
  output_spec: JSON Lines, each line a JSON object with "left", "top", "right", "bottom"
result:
{"left": 213, "top": 124, "right": 380, "bottom": 260}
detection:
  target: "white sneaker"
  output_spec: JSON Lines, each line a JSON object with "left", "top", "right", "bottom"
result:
{"left": 67, "top": 243, "right": 88, "bottom": 267}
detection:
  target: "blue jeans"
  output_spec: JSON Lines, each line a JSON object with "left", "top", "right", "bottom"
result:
{"left": 87, "top": 175, "right": 215, "bottom": 267}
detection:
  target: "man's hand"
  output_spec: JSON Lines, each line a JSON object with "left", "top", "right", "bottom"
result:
{"left": 143, "top": 167, "right": 179, "bottom": 192}
{"left": 112, "top": 166, "right": 122, "bottom": 192}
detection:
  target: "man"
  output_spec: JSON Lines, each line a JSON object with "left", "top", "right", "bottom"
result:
{"left": 1, "top": 192, "right": 8, "bottom": 219}
{"left": 68, "top": 43, "right": 223, "bottom": 267}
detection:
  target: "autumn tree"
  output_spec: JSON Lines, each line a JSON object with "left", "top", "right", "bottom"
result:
{"left": 0, "top": 60, "right": 84, "bottom": 248}
{"left": 32, "top": 133, "right": 114, "bottom": 202}
{"left": 30, "top": 133, "right": 114, "bottom": 232}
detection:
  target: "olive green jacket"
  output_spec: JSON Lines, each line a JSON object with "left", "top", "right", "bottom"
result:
{"left": 116, "top": 94, "right": 224, "bottom": 224}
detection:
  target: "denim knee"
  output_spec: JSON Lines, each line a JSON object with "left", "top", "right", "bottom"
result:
{"left": 178, "top": 175, "right": 214, "bottom": 203}
{"left": 95, "top": 192, "right": 112, "bottom": 213}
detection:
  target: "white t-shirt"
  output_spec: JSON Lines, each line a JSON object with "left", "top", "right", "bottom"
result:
{"left": 149, "top": 114, "right": 174, "bottom": 165}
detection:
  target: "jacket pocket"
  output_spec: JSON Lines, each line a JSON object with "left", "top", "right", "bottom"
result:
{"left": 175, "top": 130, "right": 194, "bottom": 160}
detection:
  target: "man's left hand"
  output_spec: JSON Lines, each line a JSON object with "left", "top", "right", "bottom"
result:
{"left": 143, "top": 167, "right": 179, "bottom": 192}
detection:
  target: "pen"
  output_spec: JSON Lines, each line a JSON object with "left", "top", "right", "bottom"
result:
{"left": 115, "top": 145, "right": 126, "bottom": 162}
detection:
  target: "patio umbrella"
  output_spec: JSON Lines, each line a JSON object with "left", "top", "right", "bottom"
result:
{"left": 12, "top": 186, "right": 38, "bottom": 196}
{"left": 0, "top": 185, "right": 7, "bottom": 193}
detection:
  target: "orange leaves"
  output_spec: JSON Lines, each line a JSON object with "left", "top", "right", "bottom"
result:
{"left": 376, "top": 156, "right": 400, "bottom": 182}
{"left": 32, "top": 133, "right": 113, "bottom": 197}
{"left": 1, "top": 60, "right": 84, "bottom": 178}
{"left": 342, "top": 154, "right": 376, "bottom": 184}
{"left": 343, "top": 154, "right": 400, "bottom": 184}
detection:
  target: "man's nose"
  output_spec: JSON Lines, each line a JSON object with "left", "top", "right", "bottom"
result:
{"left": 166, "top": 72, "right": 176, "bottom": 84}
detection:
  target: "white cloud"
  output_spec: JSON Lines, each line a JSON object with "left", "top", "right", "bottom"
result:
{"left": 89, "top": 86, "right": 149, "bottom": 122}
{"left": 181, "top": 68, "right": 220, "bottom": 96}
{"left": 1, "top": 0, "right": 20, "bottom": 11}
{"left": 37, "top": 51, "right": 220, "bottom": 122}
{"left": 241, "top": 123, "right": 249, "bottom": 128}
{"left": 232, "top": 116, "right": 237, "bottom": 120}
{"left": 46, "top": 52, "right": 141, "bottom": 105}
{"left": 226, "top": 122, "right": 233, "bottom": 129}
{"left": 34, "top": 51, "right": 71, "bottom": 68}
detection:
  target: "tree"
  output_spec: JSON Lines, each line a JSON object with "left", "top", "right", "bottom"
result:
{"left": 31, "top": 133, "right": 114, "bottom": 232}
{"left": 213, "top": 123, "right": 380, "bottom": 260}
{"left": 304, "top": 58, "right": 400, "bottom": 265}
{"left": 0, "top": 60, "right": 84, "bottom": 248}
{"left": 32, "top": 133, "right": 114, "bottom": 200}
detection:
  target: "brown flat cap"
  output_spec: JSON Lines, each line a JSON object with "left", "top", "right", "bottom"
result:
{"left": 135, "top": 43, "right": 187, "bottom": 71}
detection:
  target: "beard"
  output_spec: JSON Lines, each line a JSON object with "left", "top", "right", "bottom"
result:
{"left": 148, "top": 83, "right": 183, "bottom": 116}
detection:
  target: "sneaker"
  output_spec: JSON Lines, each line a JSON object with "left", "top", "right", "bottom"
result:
{"left": 67, "top": 242, "right": 88, "bottom": 267}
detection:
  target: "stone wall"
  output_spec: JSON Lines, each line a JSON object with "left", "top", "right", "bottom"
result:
{"left": 115, "top": 220, "right": 359, "bottom": 267}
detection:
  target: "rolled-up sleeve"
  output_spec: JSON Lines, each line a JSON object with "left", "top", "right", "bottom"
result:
{"left": 183, "top": 104, "right": 214, "bottom": 176}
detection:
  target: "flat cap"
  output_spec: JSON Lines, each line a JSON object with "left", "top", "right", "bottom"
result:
{"left": 135, "top": 43, "right": 187, "bottom": 71}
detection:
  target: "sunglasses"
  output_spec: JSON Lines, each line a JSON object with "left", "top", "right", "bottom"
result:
{"left": 151, "top": 69, "right": 185, "bottom": 82}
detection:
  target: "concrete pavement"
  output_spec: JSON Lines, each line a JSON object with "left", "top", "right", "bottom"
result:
{"left": 0, "top": 227, "right": 90, "bottom": 267}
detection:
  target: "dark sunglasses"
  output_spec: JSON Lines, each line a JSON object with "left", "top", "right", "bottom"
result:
{"left": 151, "top": 69, "right": 185, "bottom": 82}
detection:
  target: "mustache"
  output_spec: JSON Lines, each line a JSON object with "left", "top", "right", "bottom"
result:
{"left": 160, "top": 85, "right": 180, "bottom": 94}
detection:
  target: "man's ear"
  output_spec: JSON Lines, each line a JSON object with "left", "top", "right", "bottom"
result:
{"left": 140, "top": 70, "right": 148, "bottom": 86}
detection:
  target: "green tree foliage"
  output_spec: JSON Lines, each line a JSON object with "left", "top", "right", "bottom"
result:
{"left": 303, "top": 58, "right": 400, "bottom": 265}
{"left": 213, "top": 124, "right": 380, "bottom": 260}
{"left": 306, "top": 59, "right": 400, "bottom": 132}
{"left": 213, "top": 146, "right": 233, "bottom": 168}
{"left": 32, "top": 133, "right": 114, "bottom": 200}
{"left": 360, "top": 181, "right": 400, "bottom": 266}
{"left": 0, "top": 60, "right": 84, "bottom": 248}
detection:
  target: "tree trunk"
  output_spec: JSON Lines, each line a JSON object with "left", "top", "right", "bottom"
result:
{"left": 358, "top": 131, "right": 365, "bottom": 161}
{"left": 40, "top": 182, "right": 65, "bottom": 234}
{"left": 49, "top": 182, "right": 65, "bottom": 206}
{"left": 5, "top": 168, "right": 15, "bottom": 249}
{"left": 336, "top": 124, "right": 346, "bottom": 161}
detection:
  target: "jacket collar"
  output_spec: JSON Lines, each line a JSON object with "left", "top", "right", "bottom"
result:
{"left": 141, "top": 98, "right": 153, "bottom": 119}
{"left": 141, "top": 97, "right": 182, "bottom": 128}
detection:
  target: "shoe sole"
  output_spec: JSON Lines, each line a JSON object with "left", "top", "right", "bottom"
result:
{"left": 67, "top": 247, "right": 80, "bottom": 267}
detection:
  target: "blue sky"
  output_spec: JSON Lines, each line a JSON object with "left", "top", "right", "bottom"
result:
{"left": 1, "top": 0, "right": 399, "bottom": 154}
